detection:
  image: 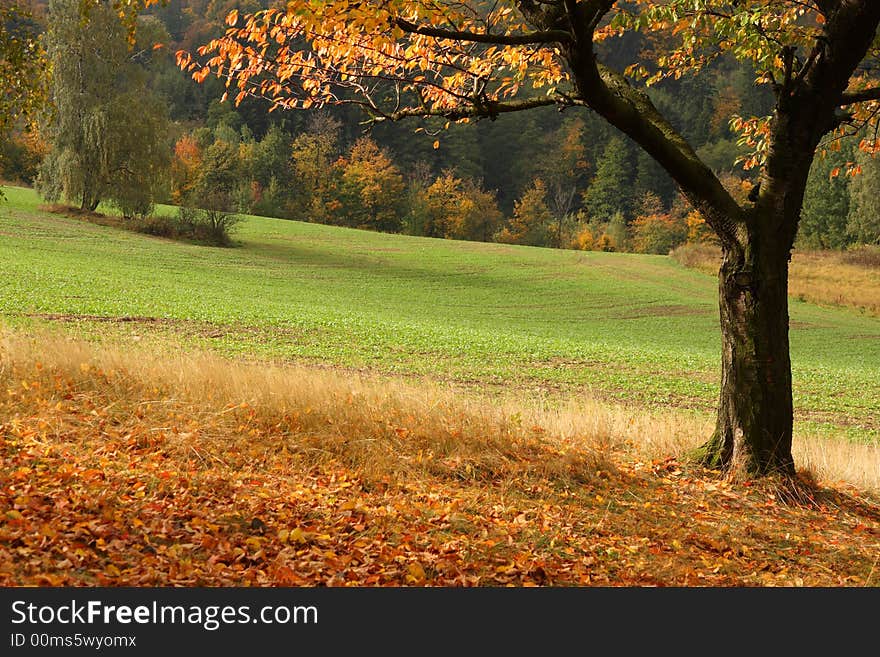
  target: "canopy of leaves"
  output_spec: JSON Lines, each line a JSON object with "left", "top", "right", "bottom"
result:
{"left": 0, "top": 2, "right": 44, "bottom": 141}
{"left": 180, "top": 1, "right": 880, "bottom": 169}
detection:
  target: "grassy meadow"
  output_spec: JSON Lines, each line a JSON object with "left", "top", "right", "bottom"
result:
{"left": 1, "top": 185, "right": 878, "bottom": 441}
{"left": 2, "top": 184, "right": 880, "bottom": 587}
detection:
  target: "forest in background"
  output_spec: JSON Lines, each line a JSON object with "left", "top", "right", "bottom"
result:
{"left": 2, "top": 0, "right": 878, "bottom": 253}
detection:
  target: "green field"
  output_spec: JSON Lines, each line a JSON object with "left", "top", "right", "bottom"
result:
{"left": 2, "top": 185, "right": 878, "bottom": 441}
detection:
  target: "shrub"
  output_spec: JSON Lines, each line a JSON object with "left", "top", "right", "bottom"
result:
{"left": 115, "top": 195, "right": 155, "bottom": 222}
{"left": 201, "top": 208, "right": 242, "bottom": 245}
{"left": 669, "top": 242, "right": 721, "bottom": 275}
{"left": 605, "top": 212, "right": 629, "bottom": 251}
{"left": 129, "top": 207, "right": 241, "bottom": 246}
{"left": 130, "top": 213, "right": 180, "bottom": 238}
{"left": 177, "top": 206, "right": 241, "bottom": 246}
{"left": 571, "top": 224, "right": 594, "bottom": 251}
{"left": 631, "top": 213, "right": 687, "bottom": 254}
{"left": 595, "top": 233, "right": 616, "bottom": 252}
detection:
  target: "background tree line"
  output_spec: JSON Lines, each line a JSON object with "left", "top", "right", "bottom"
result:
{"left": 1, "top": 0, "right": 878, "bottom": 251}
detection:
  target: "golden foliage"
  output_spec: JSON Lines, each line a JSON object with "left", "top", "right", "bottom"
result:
{"left": 1, "top": 330, "right": 878, "bottom": 586}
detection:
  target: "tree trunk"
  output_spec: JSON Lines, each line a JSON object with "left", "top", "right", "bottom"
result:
{"left": 696, "top": 236, "right": 795, "bottom": 477}
{"left": 80, "top": 188, "right": 99, "bottom": 213}
{"left": 519, "top": 0, "right": 880, "bottom": 480}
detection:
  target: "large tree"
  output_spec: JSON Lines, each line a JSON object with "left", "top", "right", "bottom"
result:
{"left": 180, "top": 1, "right": 880, "bottom": 478}
{"left": 583, "top": 135, "right": 634, "bottom": 222}
{"left": 0, "top": 0, "right": 41, "bottom": 127}
{"left": 0, "top": 0, "right": 44, "bottom": 190}
{"left": 36, "top": 0, "right": 170, "bottom": 214}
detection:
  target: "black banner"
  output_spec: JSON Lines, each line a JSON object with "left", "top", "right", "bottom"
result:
{"left": 0, "top": 586, "right": 872, "bottom": 653}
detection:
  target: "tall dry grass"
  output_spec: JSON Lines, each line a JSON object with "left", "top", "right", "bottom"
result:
{"left": 2, "top": 329, "right": 878, "bottom": 493}
{"left": 672, "top": 243, "right": 880, "bottom": 316}
{"left": 1, "top": 330, "right": 610, "bottom": 487}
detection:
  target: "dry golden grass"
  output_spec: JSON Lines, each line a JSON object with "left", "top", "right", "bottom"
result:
{"left": 672, "top": 243, "right": 880, "bottom": 316}
{"left": 525, "top": 398, "right": 880, "bottom": 493}
{"left": 4, "top": 328, "right": 880, "bottom": 586}
{"left": 3, "top": 329, "right": 878, "bottom": 494}
{"left": 0, "top": 330, "right": 611, "bottom": 488}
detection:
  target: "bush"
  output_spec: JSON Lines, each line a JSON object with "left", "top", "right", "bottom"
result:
{"left": 115, "top": 195, "right": 155, "bottom": 222}
{"left": 130, "top": 213, "right": 180, "bottom": 238}
{"left": 571, "top": 224, "right": 594, "bottom": 251}
{"left": 669, "top": 242, "right": 721, "bottom": 275}
{"left": 605, "top": 212, "right": 629, "bottom": 251}
{"left": 250, "top": 177, "right": 288, "bottom": 218}
{"left": 128, "top": 207, "right": 241, "bottom": 246}
{"left": 595, "top": 233, "right": 616, "bottom": 252}
{"left": 178, "top": 206, "right": 241, "bottom": 246}
{"left": 200, "top": 208, "right": 242, "bottom": 245}
{"left": 631, "top": 213, "right": 687, "bottom": 254}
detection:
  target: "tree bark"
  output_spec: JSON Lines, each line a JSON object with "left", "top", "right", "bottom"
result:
{"left": 696, "top": 232, "right": 795, "bottom": 476}
{"left": 80, "top": 189, "right": 100, "bottom": 212}
{"left": 516, "top": 0, "right": 880, "bottom": 479}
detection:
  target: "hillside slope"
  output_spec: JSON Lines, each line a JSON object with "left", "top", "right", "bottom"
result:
{"left": 1, "top": 186, "right": 878, "bottom": 441}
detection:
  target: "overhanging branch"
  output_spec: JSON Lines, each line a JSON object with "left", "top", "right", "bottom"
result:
{"left": 394, "top": 18, "right": 572, "bottom": 46}
{"left": 372, "top": 95, "right": 582, "bottom": 122}
{"left": 840, "top": 86, "right": 880, "bottom": 106}
{"left": 582, "top": 62, "right": 745, "bottom": 246}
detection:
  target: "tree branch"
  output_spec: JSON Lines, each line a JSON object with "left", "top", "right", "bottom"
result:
{"left": 840, "top": 86, "right": 880, "bottom": 106}
{"left": 589, "top": 63, "right": 745, "bottom": 246}
{"left": 393, "top": 17, "right": 572, "bottom": 46}
{"left": 372, "top": 95, "right": 582, "bottom": 123}
{"left": 516, "top": 0, "right": 743, "bottom": 245}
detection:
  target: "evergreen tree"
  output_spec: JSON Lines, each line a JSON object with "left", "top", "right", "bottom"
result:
{"left": 799, "top": 145, "right": 852, "bottom": 249}
{"left": 480, "top": 107, "right": 554, "bottom": 213}
{"left": 633, "top": 149, "right": 675, "bottom": 210}
{"left": 695, "top": 138, "right": 746, "bottom": 175}
{"left": 847, "top": 149, "right": 880, "bottom": 245}
{"left": 438, "top": 122, "right": 484, "bottom": 183}
{"left": 583, "top": 136, "right": 634, "bottom": 222}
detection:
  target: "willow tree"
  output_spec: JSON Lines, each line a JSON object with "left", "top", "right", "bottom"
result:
{"left": 37, "top": 0, "right": 170, "bottom": 215}
{"left": 180, "top": 1, "right": 880, "bottom": 478}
